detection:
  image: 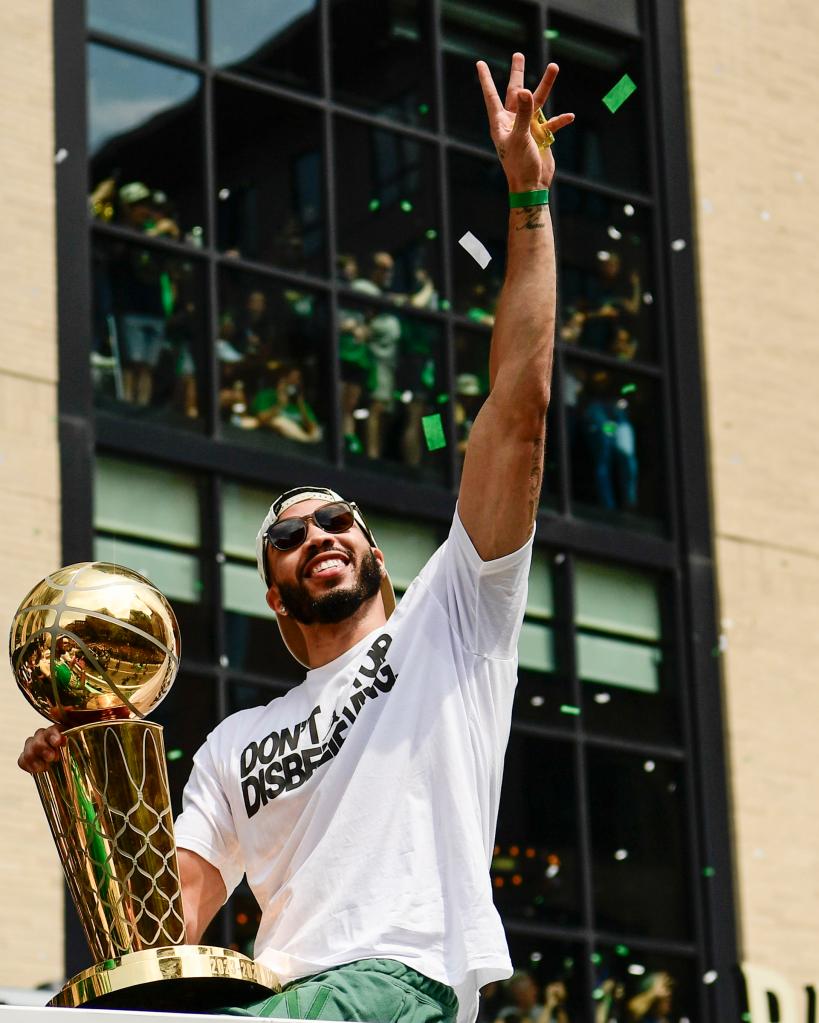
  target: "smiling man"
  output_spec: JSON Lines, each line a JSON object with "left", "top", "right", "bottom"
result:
{"left": 20, "top": 54, "right": 573, "bottom": 1023}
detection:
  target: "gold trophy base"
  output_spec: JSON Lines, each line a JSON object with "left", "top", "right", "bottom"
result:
{"left": 48, "top": 944, "right": 281, "bottom": 1011}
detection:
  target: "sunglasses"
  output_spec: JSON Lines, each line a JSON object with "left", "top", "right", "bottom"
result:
{"left": 264, "top": 500, "right": 358, "bottom": 557}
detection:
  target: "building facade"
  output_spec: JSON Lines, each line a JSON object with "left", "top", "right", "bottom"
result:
{"left": 0, "top": 1, "right": 816, "bottom": 1020}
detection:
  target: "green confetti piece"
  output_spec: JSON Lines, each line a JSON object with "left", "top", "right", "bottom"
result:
{"left": 544, "top": 28, "right": 560, "bottom": 39}
{"left": 560, "top": 704, "right": 580, "bottom": 716}
{"left": 422, "top": 413, "right": 446, "bottom": 451}
{"left": 590, "top": 953, "right": 602, "bottom": 965}
{"left": 425, "top": 228, "right": 438, "bottom": 240}
{"left": 418, "top": 102, "right": 430, "bottom": 115}
{"left": 439, "top": 298, "right": 451, "bottom": 311}
{"left": 167, "top": 748, "right": 184, "bottom": 762}
{"left": 602, "top": 74, "right": 637, "bottom": 114}
{"left": 620, "top": 383, "right": 637, "bottom": 395}
{"left": 741, "top": 1014, "right": 752, "bottom": 1022}
{"left": 368, "top": 198, "right": 381, "bottom": 212}
{"left": 602, "top": 421, "right": 618, "bottom": 436}
{"left": 702, "top": 866, "right": 716, "bottom": 878}
{"left": 400, "top": 199, "right": 413, "bottom": 213}
{"left": 615, "top": 944, "right": 630, "bottom": 957}
{"left": 436, "top": 393, "right": 449, "bottom": 404}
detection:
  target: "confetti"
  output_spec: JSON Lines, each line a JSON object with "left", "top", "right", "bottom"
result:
{"left": 602, "top": 421, "right": 617, "bottom": 436}
{"left": 621, "top": 383, "right": 637, "bottom": 395}
{"left": 400, "top": 199, "right": 413, "bottom": 213}
{"left": 215, "top": 552, "right": 226, "bottom": 563}
{"left": 218, "top": 188, "right": 230, "bottom": 200}
{"left": 219, "top": 654, "right": 229, "bottom": 667}
{"left": 554, "top": 553, "right": 566, "bottom": 564}
{"left": 702, "top": 197, "right": 714, "bottom": 214}
{"left": 760, "top": 210, "right": 771, "bottom": 221}
{"left": 425, "top": 228, "right": 438, "bottom": 240}
{"left": 602, "top": 74, "right": 637, "bottom": 113}
{"left": 607, "top": 225, "right": 622, "bottom": 240}
{"left": 368, "top": 198, "right": 381, "bottom": 212}
{"left": 628, "top": 964, "right": 646, "bottom": 976}
{"left": 703, "top": 971, "right": 718, "bottom": 985}
{"left": 560, "top": 704, "right": 580, "bottom": 716}
{"left": 422, "top": 413, "right": 447, "bottom": 451}
{"left": 530, "top": 695, "right": 545, "bottom": 707}
{"left": 399, "top": 390, "right": 414, "bottom": 404}
{"left": 642, "top": 291, "right": 654, "bottom": 304}
{"left": 643, "top": 760, "right": 655, "bottom": 772}
{"left": 794, "top": 171, "right": 804, "bottom": 184}
{"left": 459, "top": 231, "right": 492, "bottom": 269}
{"left": 594, "top": 692, "right": 611, "bottom": 704}
{"left": 623, "top": 203, "right": 635, "bottom": 217}
{"left": 615, "top": 945, "right": 630, "bottom": 957}
{"left": 55, "top": 148, "right": 68, "bottom": 164}
{"left": 590, "top": 953, "right": 602, "bottom": 965}
{"left": 418, "top": 102, "right": 430, "bottom": 115}
{"left": 167, "top": 749, "right": 184, "bottom": 762}
{"left": 439, "top": 298, "right": 451, "bottom": 311}
{"left": 614, "top": 848, "right": 628, "bottom": 861}
{"left": 671, "top": 238, "right": 687, "bottom": 251}
{"left": 545, "top": 863, "right": 559, "bottom": 878}
{"left": 702, "top": 866, "right": 716, "bottom": 878}
{"left": 436, "top": 393, "right": 449, "bottom": 404}
{"left": 596, "top": 250, "right": 611, "bottom": 262}
{"left": 544, "top": 28, "right": 560, "bottom": 39}
{"left": 352, "top": 408, "right": 369, "bottom": 420}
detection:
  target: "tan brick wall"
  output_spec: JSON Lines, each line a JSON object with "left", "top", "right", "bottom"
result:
{"left": 0, "top": 2, "right": 64, "bottom": 988}
{"left": 684, "top": 0, "right": 819, "bottom": 988}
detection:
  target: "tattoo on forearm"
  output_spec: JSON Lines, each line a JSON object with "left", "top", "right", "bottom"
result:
{"left": 496, "top": 144, "right": 506, "bottom": 160}
{"left": 527, "top": 433, "right": 545, "bottom": 523}
{"left": 512, "top": 207, "right": 546, "bottom": 231}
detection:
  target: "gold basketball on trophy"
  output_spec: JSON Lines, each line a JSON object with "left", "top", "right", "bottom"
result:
{"left": 9, "top": 561, "right": 180, "bottom": 727}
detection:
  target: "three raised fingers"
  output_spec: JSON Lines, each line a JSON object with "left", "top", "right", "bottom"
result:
{"left": 504, "top": 52, "right": 526, "bottom": 109}
{"left": 532, "top": 63, "right": 560, "bottom": 112}
{"left": 476, "top": 61, "right": 504, "bottom": 120}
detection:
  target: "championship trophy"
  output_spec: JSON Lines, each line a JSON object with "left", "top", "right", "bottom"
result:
{"left": 8, "top": 562, "right": 280, "bottom": 1010}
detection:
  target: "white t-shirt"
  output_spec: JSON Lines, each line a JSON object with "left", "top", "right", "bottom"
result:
{"left": 175, "top": 509, "right": 533, "bottom": 1023}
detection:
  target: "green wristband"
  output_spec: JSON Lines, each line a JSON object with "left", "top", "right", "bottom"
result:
{"left": 509, "top": 188, "right": 550, "bottom": 208}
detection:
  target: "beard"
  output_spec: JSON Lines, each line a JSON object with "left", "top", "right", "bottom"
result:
{"left": 276, "top": 548, "right": 383, "bottom": 625}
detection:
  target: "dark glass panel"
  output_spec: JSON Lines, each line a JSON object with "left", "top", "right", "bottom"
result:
{"left": 331, "top": 0, "right": 435, "bottom": 127}
{"left": 442, "top": 0, "right": 540, "bottom": 149}
{"left": 496, "top": 936, "right": 587, "bottom": 1023}
{"left": 338, "top": 299, "right": 447, "bottom": 483}
{"left": 88, "top": 44, "right": 204, "bottom": 245}
{"left": 217, "top": 267, "right": 331, "bottom": 461}
{"left": 225, "top": 881, "right": 263, "bottom": 956}
{"left": 228, "top": 679, "right": 291, "bottom": 715}
{"left": 588, "top": 749, "right": 692, "bottom": 940}
{"left": 88, "top": 1, "right": 198, "bottom": 60}
{"left": 91, "top": 235, "right": 206, "bottom": 425}
{"left": 215, "top": 83, "right": 326, "bottom": 275}
{"left": 548, "top": 15, "right": 648, "bottom": 191}
{"left": 334, "top": 118, "right": 443, "bottom": 298}
{"left": 223, "top": 564, "right": 303, "bottom": 682}
{"left": 153, "top": 674, "right": 217, "bottom": 817}
{"left": 494, "top": 734, "right": 581, "bottom": 927}
{"left": 591, "top": 946, "right": 698, "bottom": 1023}
{"left": 210, "top": 0, "right": 320, "bottom": 93}
{"left": 565, "top": 359, "right": 663, "bottom": 528}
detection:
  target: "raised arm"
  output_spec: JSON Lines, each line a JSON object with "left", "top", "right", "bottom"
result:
{"left": 458, "top": 54, "right": 573, "bottom": 560}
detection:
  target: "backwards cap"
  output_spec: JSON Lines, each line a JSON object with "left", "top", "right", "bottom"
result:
{"left": 255, "top": 486, "right": 395, "bottom": 667}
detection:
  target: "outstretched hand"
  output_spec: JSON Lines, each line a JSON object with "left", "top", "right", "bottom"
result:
{"left": 476, "top": 53, "right": 574, "bottom": 193}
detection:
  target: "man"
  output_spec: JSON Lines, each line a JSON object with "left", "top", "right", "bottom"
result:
{"left": 19, "top": 54, "right": 573, "bottom": 1023}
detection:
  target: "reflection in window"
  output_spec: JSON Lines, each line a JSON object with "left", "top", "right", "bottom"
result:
{"left": 495, "top": 735, "right": 580, "bottom": 927}
{"left": 88, "top": 44, "right": 204, "bottom": 244}
{"left": 331, "top": 0, "right": 435, "bottom": 127}
{"left": 449, "top": 154, "right": 506, "bottom": 319}
{"left": 591, "top": 946, "right": 697, "bottom": 1023}
{"left": 558, "top": 185, "right": 655, "bottom": 362}
{"left": 338, "top": 299, "right": 446, "bottom": 480}
{"left": 547, "top": 15, "right": 647, "bottom": 190}
{"left": 588, "top": 750, "right": 691, "bottom": 940}
{"left": 91, "top": 236, "right": 205, "bottom": 421}
{"left": 210, "top": 0, "right": 320, "bottom": 93}
{"left": 218, "top": 268, "right": 329, "bottom": 458}
{"left": 334, "top": 119, "right": 442, "bottom": 299}
{"left": 442, "top": 0, "right": 539, "bottom": 148}
{"left": 93, "top": 456, "right": 210, "bottom": 661}
{"left": 566, "top": 360, "right": 662, "bottom": 525}
{"left": 497, "top": 936, "right": 586, "bottom": 1023}
{"left": 364, "top": 513, "right": 439, "bottom": 594}
{"left": 215, "top": 83, "right": 325, "bottom": 275}
{"left": 88, "top": 0, "right": 199, "bottom": 60}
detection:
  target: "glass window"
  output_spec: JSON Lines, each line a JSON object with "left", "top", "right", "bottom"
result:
{"left": 448, "top": 153, "right": 507, "bottom": 320}
{"left": 442, "top": 0, "right": 540, "bottom": 149}
{"left": 565, "top": 359, "right": 663, "bottom": 527}
{"left": 222, "top": 560, "right": 299, "bottom": 679}
{"left": 494, "top": 734, "right": 581, "bottom": 927}
{"left": 222, "top": 481, "right": 284, "bottom": 561}
{"left": 88, "top": 44, "right": 204, "bottom": 245}
{"left": 499, "top": 937, "right": 587, "bottom": 1023}
{"left": 152, "top": 673, "right": 217, "bottom": 815}
{"left": 227, "top": 881, "right": 263, "bottom": 956}
{"left": 334, "top": 119, "right": 443, "bottom": 299}
{"left": 88, "top": 1, "right": 199, "bottom": 60}
{"left": 547, "top": 15, "right": 648, "bottom": 191}
{"left": 331, "top": 0, "right": 435, "bottom": 127}
{"left": 215, "top": 83, "right": 326, "bottom": 275}
{"left": 338, "top": 298, "right": 447, "bottom": 480}
{"left": 209, "top": 0, "right": 321, "bottom": 93}
{"left": 217, "top": 267, "right": 331, "bottom": 460}
{"left": 92, "top": 457, "right": 210, "bottom": 661}
{"left": 91, "top": 236, "right": 206, "bottom": 423}
{"left": 588, "top": 749, "right": 692, "bottom": 940}
{"left": 591, "top": 947, "right": 698, "bottom": 1023}
{"left": 558, "top": 185, "right": 656, "bottom": 363}
{"left": 364, "top": 513, "right": 440, "bottom": 593}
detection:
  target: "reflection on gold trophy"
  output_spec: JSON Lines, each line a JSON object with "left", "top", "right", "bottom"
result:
{"left": 9, "top": 562, "right": 280, "bottom": 1010}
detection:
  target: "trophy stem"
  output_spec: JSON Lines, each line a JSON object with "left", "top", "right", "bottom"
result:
{"left": 34, "top": 719, "right": 186, "bottom": 963}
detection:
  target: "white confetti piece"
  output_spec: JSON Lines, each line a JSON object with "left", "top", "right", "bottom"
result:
{"left": 794, "top": 171, "right": 804, "bottom": 184}
{"left": 594, "top": 692, "right": 611, "bottom": 704}
{"left": 760, "top": 209, "right": 771, "bottom": 221}
{"left": 703, "top": 971, "right": 718, "bottom": 985}
{"left": 614, "top": 848, "right": 628, "bottom": 861}
{"left": 607, "top": 225, "right": 622, "bottom": 240}
{"left": 55, "top": 148, "right": 68, "bottom": 164}
{"left": 623, "top": 203, "right": 635, "bottom": 217}
{"left": 219, "top": 654, "right": 229, "bottom": 667}
{"left": 671, "top": 238, "right": 687, "bottom": 251}
{"left": 458, "top": 231, "right": 492, "bottom": 269}
{"left": 554, "top": 553, "right": 566, "bottom": 565}
{"left": 702, "top": 198, "right": 714, "bottom": 214}
{"left": 642, "top": 291, "right": 654, "bottom": 305}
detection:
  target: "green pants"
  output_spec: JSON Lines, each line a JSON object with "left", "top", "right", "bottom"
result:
{"left": 223, "top": 958, "right": 459, "bottom": 1023}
